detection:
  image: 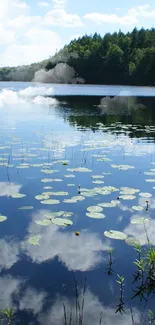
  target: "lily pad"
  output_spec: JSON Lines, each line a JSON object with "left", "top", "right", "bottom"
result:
{"left": 139, "top": 192, "right": 152, "bottom": 198}
{"left": 111, "top": 200, "right": 121, "bottom": 206}
{"left": 41, "top": 169, "right": 59, "bottom": 174}
{"left": 52, "top": 218, "right": 73, "bottom": 226}
{"left": 86, "top": 212, "right": 105, "bottom": 219}
{"left": 81, "top": 191, "right": 97, "bottom": 197}
{"left": 35, "top": 219, "right": 51, "bottom": 226}
{"left": 111, "top": 164, "right": 134, "bottom": 170}
{"left": 35, "top": 194, "right": 50, "bottom": 200}
{"left": 91, "top": 175, "right": 104, "bottom": 179}
{"left": 98, "top": 202, "right": 116, "bottom": 208}
{"left": 41, "top": 178, "right": 62, "bottom": 183}
{"left": 18, "top": 206, "right": 34, "bottom": 210}
{"left": 48, "top": 211, "right": 64, "bottom": 218}
{"left": 71, "top": 196, "right": 85, "bottom": 201}
{"left": 145, "top": 179, "right": 155, "bottom": 182}
{"left": 132, "top": 206, "right": 143, "bottom": 211}
{"left": 10, "top": 193, "right": 26, "bottom": 198}
{"left": 63, "top": 212, "right": 73, "bottom": 217}
{"left": 92, "top": 180, "right": 104, "bottom": 184}
{"left": 40, "top": 199, "right": 60, "bottom": 205}
{"left": 43, "top": 186, "right": 52, "bottom": 189}
{"left": 125, "top": 237, "right": 141, "bottom": 247}
{"left": 0, "top": 215, "right": 7, "bottom": 222}
{"left": 104, "top": 230, "right": 127, "bottom": 240}
{"left": 87, "top": 206, "right": 103, "bottom": 213}
{"left": 130, "top": 217, "right": 151, "bottom": 225}
{"left": 67, "top": 167, "right": 92, "bottom": 173}
{"left": 119, "top": 195, "right": 136, "bottom": 200}
{"left": 16, "top": 165, "right": 29, "bottom": 169}
{"left": 28, "top": 235, "right": 41, "bottom": 245}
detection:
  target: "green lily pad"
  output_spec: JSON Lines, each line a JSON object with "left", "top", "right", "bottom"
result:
{"left": 0, "top": 215, "right": 7, "bottom": 222}
{"left": 35, "top": 219, "right": 51, "bottom": 226}
{"left": 145, "top": 179, "right": 155, "bottom": 182}
{"left": 130, "top": 217, "right": 151, "bottom": 225}
{"left": 91, "top": 175, "right": 104, "bottom": 179}
{"left": 28, "top": 235, "right": 41, "bottom": 245}
{"left": 43, "top": 186, "right": 53, "bottom": 189}
{"left": 119, "top": 195, "right": 136, "bottom": 200}
{"left": 10, "top": 193, "right": 26, "bottom": 198}
{"left": 111, "top": 164, "right": 134, "bottom": 170}
{"left": 35, "top": 194, "right": 50, "bottom": 200}
{"left": 41, "top": 178, "right": 62, "bottom": 183}
{"left": 40, "top": 199, "right": 60, "bottom": 205}
{"left": 87, "top": 206, "right": 103, "bottom": 213}
{"left": 86, "top": 212, "right": 105, "bottom": 219}
{"left": 139, "top": 192, "right": 152, "bottom": 198}
{"left": 81, "top": 191, "right": 97, "bottom": 197}
{"left": 132, "top": 206, "right": 143, "bottom": 211}
{"left": 125, "top": 237, "right": 141, "bottom": 247}
{"left": 52, "top": 218, "right": 73, "bottom": 226}
{"left": 120, "top": 187, "right": 140, "bottom": 194}
{"left": 98, "top": 202, "right": 116, "bottom": 208}
{"left": 63, "top": 212, "right": 73, "bottom": 217}
{"left": 16, "top": 165, "right": 29, "bottom": 169}
{"left": 104, "top": 230, "right": 127, "bottom": 240}
{"left": 41, "top": 169, "right": 59, "bottom": 174}
{"left": 48, "top": 211, "right": 64, "bottom": 218}
{"left": 71, "top": 196, "right": 85, "bottom": 201}
{"left": 92, "top": 180, "right": 104, "bottom": 184}
{"left": 67, "top": 167, "right": 92, "bottom": 173}
{"left": 18, "top": 206, "right": 34, "bottom": 210}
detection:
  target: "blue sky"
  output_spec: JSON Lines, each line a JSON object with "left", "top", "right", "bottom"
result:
{"left": 0, "top": 0, "right": 154, "bottom": 67}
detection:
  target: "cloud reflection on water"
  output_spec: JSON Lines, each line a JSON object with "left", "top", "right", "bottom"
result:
{"left": 22, "top": 209, "right": 110, "bottom": 271}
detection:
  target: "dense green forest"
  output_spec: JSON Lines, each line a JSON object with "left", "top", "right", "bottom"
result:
{"left": 0, "top": 27, "right": 155, "bottom": 85}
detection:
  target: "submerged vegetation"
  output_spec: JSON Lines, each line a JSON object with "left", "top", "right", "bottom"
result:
{"left": 0, "top": 27, "right": 154, "bottom": 85}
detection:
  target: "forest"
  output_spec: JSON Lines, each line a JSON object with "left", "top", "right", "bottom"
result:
{"left": 0, "top": 27, "right": 155, "bottom": 85}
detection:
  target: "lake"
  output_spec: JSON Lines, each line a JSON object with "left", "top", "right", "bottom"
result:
{"left": 0, "top": 82, "right": 155, "bottom": 325}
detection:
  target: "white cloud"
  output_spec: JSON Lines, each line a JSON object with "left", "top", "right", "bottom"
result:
{"left": 84, "top": 12, "right": 138, "bottom": 26}
{"left": 0, "top": 24, "right": 15, "bottom": 44}
{"left": 52, "top": 0, "right": 67, "bottom": 9}
{"left": 19, "top": 288, "right": 47, "bottom": 314}
{"left": 44, "top": 9, "right": 84, "bottom": 27}
{"left": 0, "top": 182, "right": 22, "bottom": 196}
{"left": 22, "top": 209, "right": 110, "bottom": 271}
{"left": 12, "top": 0, "right": 30, "bottom": 9}
{"left": 124, "top": 219, "right": 155, "bottom": 245}
{"left": 84, "top": 4, "right": 155, "bottom": 25}
{"left": 39, "top": 289, "right": 141, "bottom": 325}
{"left": 0, "top": 276, "right": 22, "bottom": 309}
{"left": 0, "top": 240, "right": 19, "bottom": 271}
{"left": 38, "top": 1, "right": 50, "bottom": 7}
{"left": 8, "top": 15, "right": 41, "bottom": 28}
{"left": 0, "top": 28, "right": 61, "bottom": 66}
{"left": 128, "top": 4, "right": 155, "bottom": 18}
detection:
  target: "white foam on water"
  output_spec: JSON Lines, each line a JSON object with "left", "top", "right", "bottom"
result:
{"left": 0, "top": 86, "right": 57, "bottom": 108}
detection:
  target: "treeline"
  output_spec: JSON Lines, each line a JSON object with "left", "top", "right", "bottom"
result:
{"left": 0, "top": 28, "right": 154, "bottom": 85}
{"left": 46, "top": 27, "right": 155, "bottom": 86}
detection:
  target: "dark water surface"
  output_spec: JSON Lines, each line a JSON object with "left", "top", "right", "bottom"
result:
{"left": 0, "top": 82, "right": 155, "bottom": 324}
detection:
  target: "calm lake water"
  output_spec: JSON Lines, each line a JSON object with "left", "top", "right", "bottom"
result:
{"left": 0, "top": 82, "right": 155, "bottom": 325}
